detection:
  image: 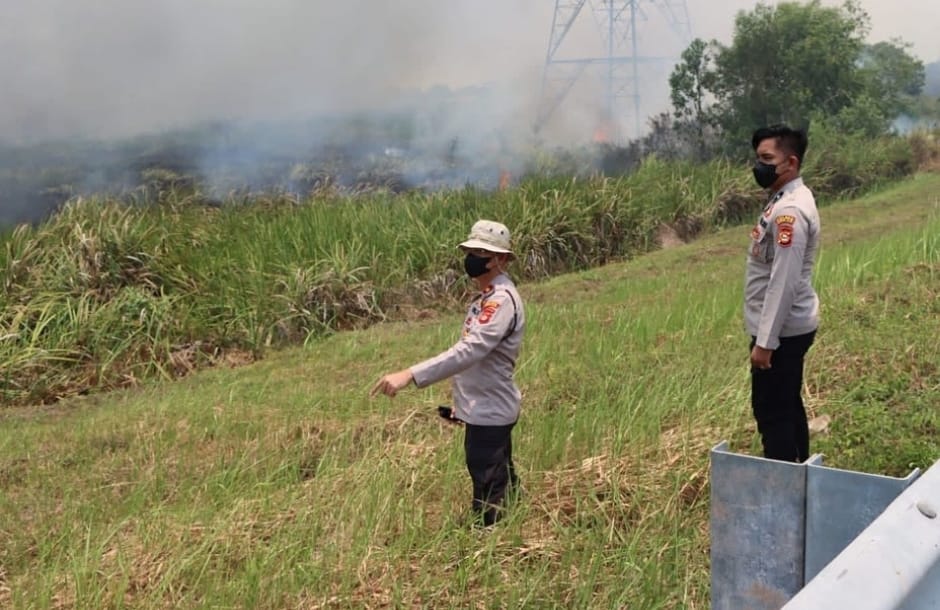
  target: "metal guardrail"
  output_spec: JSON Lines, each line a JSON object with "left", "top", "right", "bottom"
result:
{"left": 803, "top": 461, "right": 921, "bottom": 583}
{"left": 710, "top": 441, "right": 931, "bottom": 610}
{"left": 783, "top": 459, "right": 940, "bottom": 610}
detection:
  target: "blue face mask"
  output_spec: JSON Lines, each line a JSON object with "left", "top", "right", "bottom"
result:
{"left": 464, "top": 253, "right": 491, "bottom": 278}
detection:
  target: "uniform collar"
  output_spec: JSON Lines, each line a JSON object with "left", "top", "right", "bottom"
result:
{"left": 772, "top": 176, "right": 804, "bottom": 199}
{"left": 480, "top": 273, "right": 509, "bottom": 296}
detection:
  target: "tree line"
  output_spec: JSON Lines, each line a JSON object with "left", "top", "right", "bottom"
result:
{"left": 668, "top": 0, "right": 937, "bottom": 157}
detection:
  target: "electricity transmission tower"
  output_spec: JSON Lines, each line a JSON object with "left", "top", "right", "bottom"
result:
{"left": 536, "top": 0, "right": 692, "bottom": 141}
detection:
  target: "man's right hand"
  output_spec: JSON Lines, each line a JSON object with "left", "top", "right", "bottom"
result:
{"left": 370, "top": 369, "right": 414, "bottom": 398}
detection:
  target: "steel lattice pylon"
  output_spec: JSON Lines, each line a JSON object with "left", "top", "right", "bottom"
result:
{"left": 536, "top": 0, "right": 692, "bottom": 141}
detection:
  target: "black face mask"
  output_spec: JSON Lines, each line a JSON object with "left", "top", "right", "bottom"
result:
{"left": 752, "top": 160, "right": 781, "bottom": 188}
{"left": 464, "top": 253, "right": 492, "bottom": 278}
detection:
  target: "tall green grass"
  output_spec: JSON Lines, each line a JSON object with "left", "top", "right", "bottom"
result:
{"left": 1, "top": 131, "right": 936, "bottom": 405}
{"left": 1, "top": 160, "right": 749, "bottom": 405}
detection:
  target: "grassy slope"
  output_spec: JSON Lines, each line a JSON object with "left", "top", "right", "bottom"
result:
{"left": 1, "top": 174, "right": 938, "bottom": 609}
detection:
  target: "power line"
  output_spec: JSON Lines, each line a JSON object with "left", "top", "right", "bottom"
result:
{"left": 536, "top": 0, "right": 692, "bottom": 141}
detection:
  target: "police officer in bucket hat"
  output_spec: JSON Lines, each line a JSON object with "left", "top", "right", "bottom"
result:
{"left": 371, "top": 219, "right": 525, "bottom": 526}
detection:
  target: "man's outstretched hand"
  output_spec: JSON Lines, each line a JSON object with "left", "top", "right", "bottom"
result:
{"left": 370, "top": 369, "right": 414, "bottom": 398}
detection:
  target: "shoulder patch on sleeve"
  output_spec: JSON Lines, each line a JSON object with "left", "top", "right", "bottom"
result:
{"left": 775, "top": 214, "right": 796, "bottom": 225}
{"left": 478, "top": 299, "right": 501, "bottom": 324}
{"left": 777, "top": 224, "right": 794, "bottom": 247}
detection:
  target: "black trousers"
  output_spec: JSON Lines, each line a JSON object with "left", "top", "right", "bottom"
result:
{"left": 464, "top": 422, "right": 518, "bottom": 526}
{"left": 750, "top": 331, "right": 816, "bottom": 463}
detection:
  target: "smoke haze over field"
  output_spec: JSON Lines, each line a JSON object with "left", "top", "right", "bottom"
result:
{"left": 1, "top": 1, "right": 542, "bottom": 142}
{"left": 2, "top": 0, "right": 936, "bottom": 145}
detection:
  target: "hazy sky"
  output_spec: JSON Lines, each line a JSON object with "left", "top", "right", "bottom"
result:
{"left": 1, "top": 0, "right": 937, "bottom": 144}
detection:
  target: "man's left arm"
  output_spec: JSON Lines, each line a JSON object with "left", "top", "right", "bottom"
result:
{"left": 755, "top": 208, "right": 808, "bottom": 356}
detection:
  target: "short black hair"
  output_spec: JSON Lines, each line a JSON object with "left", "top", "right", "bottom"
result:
{"left": 751, "top": 124, "right": 808, "bottom": 165}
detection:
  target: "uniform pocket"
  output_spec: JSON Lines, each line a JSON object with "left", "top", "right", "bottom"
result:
{"left": 750, "top": 232, "right": 774, "bottom": 264}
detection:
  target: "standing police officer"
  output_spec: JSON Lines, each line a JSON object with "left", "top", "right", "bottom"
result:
{"left": 371, "top": 220, "right": 525, "bottom": 526}
{"left": 745, "top": 125, "right": 820, "bottom": 463}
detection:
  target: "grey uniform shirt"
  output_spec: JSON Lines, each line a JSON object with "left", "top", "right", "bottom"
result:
{"left": 410, "top": 273, "right": 525, "bottom": 426}
{"left": 744, "top": 176, "right": 820, "bottom": 350}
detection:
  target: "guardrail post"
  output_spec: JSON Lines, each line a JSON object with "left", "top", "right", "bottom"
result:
{"left": 709, "top": 441, "right": 821, "bottom": 610}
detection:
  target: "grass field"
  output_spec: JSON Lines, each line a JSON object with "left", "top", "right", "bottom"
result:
{"left": 2, "top": 127, "right": 928, "bottom": 408}
{"left": 1, "top": 173, "right": 938, "bottom": 608}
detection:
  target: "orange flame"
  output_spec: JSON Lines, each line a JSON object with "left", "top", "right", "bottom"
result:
{"left": 593, "top": 118, "right": 617, "bottom": 144}
{"left": 498, "top": 169, "right": 511, "bottom": 191}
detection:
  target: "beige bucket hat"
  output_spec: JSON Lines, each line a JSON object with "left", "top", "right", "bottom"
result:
{"left": 458, "top": 220, "right": 515, "bottom": 260}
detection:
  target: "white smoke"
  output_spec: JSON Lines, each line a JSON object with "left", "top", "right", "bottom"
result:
{"left": 1, "top": 0, "right": 548, "bottom": 142}
{"left": 1, "top": 0, "right": 935, "bottom": 145}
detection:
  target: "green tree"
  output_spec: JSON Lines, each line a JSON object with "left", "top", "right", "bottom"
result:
{"left": 827, "top": 94, "right": 894, "bottom": 137}
{"left": 668, "top": 38, "right": 718, "bottom": 156}
{"left": 857, "top": 40, "right": 925, "bottom": 119}
{"left": 711, "top": 0, "right": 869, "bottom": 142}
{"left": 669, "top": 1, "right": 929, "bottom": 151}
